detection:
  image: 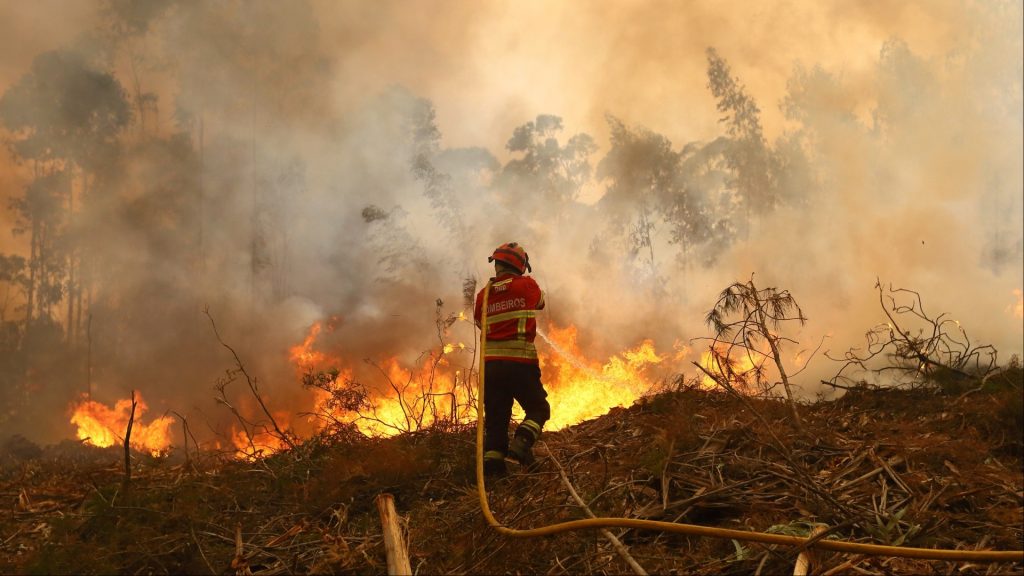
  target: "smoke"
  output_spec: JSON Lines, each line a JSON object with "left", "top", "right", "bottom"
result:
{"left": 0, "top": 0, "right": 1020, "bottom": 444}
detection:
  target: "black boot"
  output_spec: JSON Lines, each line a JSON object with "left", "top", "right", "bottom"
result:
{"left": 483, "top": 457, "right": 507, "bottom": 478}
{"left": 508, "top": 435, "right": 537, "bottom": 470}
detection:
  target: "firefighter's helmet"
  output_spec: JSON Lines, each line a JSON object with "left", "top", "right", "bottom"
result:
{"left": 488, "top": 242, "right": 531, "bottom": 274}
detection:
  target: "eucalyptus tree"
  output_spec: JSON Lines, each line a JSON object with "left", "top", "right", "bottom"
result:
{"left": 496, "top": 114, "right": 597, "bottom": 225}
{"left": 0, "top": 49, "right": 131, "bottom": 342}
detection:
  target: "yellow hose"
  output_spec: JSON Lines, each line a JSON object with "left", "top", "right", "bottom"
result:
{"left": 475, "top": 280, "right": 1024, "bottom": 563}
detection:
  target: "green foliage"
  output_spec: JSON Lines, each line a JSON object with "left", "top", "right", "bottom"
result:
{"left": 765, "top": 520, "right": 827, "bottom": 537}
{"left": 868, "top": 505, "right": 922, "bottom": 547}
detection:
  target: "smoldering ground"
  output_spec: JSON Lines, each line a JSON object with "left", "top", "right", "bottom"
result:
{"left": 0, "top": 0, "right": 1020, "bottom": 446}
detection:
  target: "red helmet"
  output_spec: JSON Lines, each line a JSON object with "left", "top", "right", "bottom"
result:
{"left": 488, "top": 242, "right": 531, "bottom": 274}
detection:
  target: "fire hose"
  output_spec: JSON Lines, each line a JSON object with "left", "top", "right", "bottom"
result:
{"left": 475, "top": 281, "right": 1024, "bottom": 563}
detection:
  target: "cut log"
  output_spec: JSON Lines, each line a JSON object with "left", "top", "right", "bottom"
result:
{"left": 376, "top": 493, "right": 412, "bottom": 575}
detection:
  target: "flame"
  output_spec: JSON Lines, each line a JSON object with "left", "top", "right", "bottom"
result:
{"left": 246, "top": 315, "right": 780, "bottom": 458}
{"left": 538, "top": 324, "right": 670, "bottom": 429}
{"left": 290, "top": 321, "right": 472, "bottom": 438}
{"left": 287, "top": 319, "right": 687, "bottom": 440}
{"left": 1012, "top": 289, "right": 1023, "bottom": 320}
{"left": 70, "top": 393, "right": 174, "bottom": 456}
{"left": 697, "top": 345, "right": 759, "bottom": 390}
{"left": 231, "top": 410, "right": 294, "bottom": 459}
{"left": 352, "top": 356, "right": 467, "bottom": 436}
{"left": 290, "top": 321, "right": 328, "bottom": 372}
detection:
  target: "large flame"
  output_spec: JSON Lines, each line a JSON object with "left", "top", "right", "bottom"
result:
{"left": 66, "top": 315, "right": 772, "bottom": 461}
{"left": 288, "top": 318, "right": 684, "bottom": 441}
{"left": 287, "top": 320, "right": 473, "bottom": 439}
{"left": 538, "top": 324, "right": 669, "bottom": 429}
{"left": 70, "top": 393, "right": 175, "bottom": 456}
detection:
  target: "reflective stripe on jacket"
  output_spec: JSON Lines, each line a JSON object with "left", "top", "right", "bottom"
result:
{"left": 474, "top": 273, "right": 545, "bottom": 364}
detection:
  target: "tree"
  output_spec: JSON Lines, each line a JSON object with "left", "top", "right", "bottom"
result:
{"left": 873, "top": 39, "right": 936, "bottom": 135}
{"left": 705, "top": 48, "right": 775, "bottom": 233}
{"left": 6, "top": 169, "right": 71, "bottom": 324}
{"left": 0, "top": 254, "right": 28, "bottom": 324}
{"left": 673, "top": 137, "right": 734, "bottom": 265}
{"left": 596, "top": 115, "right": 679, "bottom": 280}
{"left": 405, "top": 95, "right": 470, "bottom": 246}
{"left": 0, "top": 254, "right": 29, "bottom": 426}
{"left": 0, "top": 49, "right": 131, "bottom": 344}
{"left": 497, "top": 114, "right": 596, "bottom": 216}
{"left": 0, "top": 50, "right": 131, "bottom": 172}
{"left": 702, "top": 277, "right": 807, "bottom": 431}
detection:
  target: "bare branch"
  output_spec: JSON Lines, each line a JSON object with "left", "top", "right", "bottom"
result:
{"left": 205, "top": 306, "right": 295, "bottom": 453}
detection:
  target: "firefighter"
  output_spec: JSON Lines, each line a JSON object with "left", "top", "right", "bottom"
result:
{"left": 474, "top": 242, "right": 550, "bottom": 477}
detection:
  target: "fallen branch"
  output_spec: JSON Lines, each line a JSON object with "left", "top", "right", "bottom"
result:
{"left": 825, "top": 280, "right": 998, "bottom": 389}
{"left": 205, "top": 307, "right": 295, "bottom": 451}
{"left": 230, "top": 522, "right": 252, "bottom": 576}
{"left": 543, "top": 442, "right": 649, "bottom": 576}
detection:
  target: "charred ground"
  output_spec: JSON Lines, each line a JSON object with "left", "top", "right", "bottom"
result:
{"left": 1, "top": 367, "right": 1021, "bottom": 575}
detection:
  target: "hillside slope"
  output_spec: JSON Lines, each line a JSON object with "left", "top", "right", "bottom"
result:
{"left": 1, "top": 371, "right": 1021, "bottom": 575}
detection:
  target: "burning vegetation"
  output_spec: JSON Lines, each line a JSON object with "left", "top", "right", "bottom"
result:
{"left": 2, "top": 339, "right": 1021, "bottom": 574}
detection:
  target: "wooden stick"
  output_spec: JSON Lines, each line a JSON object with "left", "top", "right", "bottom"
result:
{"left": 123, "top": 390, "right": 137, "bottom": 486}
{"left": 544, "top": 444, "right": 649, "bottom": 576}
{"left": 230, "top": 523, "right": 252, "bottom": 575}
{"left": 793, "top": 525, "right": 827, "bottom": 575}
{"left": 837, "top": 456, "right": 902, "bottom": 492}
{"left": 874, "top": 454, "right": 912, "bottom": 495}
{"left": 821, "top": 555, "right": 863, "bottom": 576}
{"left": 661, "top": 439, "right": 674, "bottom": 511}
{"left": 376, "top": 493, "right": 412, "bottom": 576}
